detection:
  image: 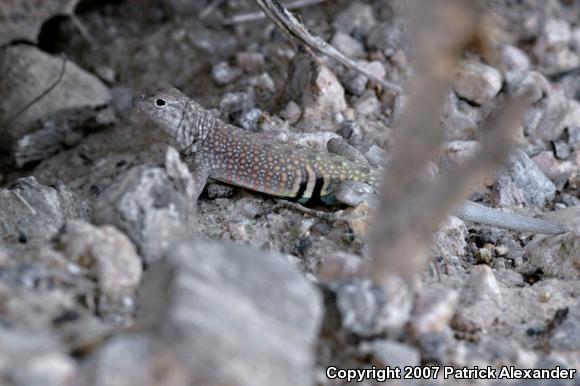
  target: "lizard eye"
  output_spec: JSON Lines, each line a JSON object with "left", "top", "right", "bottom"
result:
{"left": 155, "top": 98, "right": 167, "bottom": 108}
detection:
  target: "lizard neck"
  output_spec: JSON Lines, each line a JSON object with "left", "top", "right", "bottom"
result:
{"left": 176, "top": 99, "right": 215, "bottom": 155}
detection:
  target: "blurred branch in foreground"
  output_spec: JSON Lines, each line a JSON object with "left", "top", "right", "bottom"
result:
{"left": 370, "top": 0, "right": 532, "bottom": 283}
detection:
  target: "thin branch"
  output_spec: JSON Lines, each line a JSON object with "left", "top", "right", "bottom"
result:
{"left": 224, "top": 0, "right": 327, "bottom": 25}
{"left": 253, "top": 0, "right": 403, "bottom": 94}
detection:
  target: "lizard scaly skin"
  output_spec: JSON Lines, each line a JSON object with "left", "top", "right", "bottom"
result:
{"left": 134, "top": 88, "right": 380, "bottom": 205}
{"left": 134, "top": 87, "right": 569, "bottom": 235}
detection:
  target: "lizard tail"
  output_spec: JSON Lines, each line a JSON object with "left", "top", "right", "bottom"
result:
{"left": 455, "top": 201, "right": 569, "bottom": 235}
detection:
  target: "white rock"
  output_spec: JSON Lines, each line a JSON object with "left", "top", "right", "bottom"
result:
{"left": 501, "top": 45, "right": 531, "bottom": 73}
{"left": 453, "top": 61, "right": 502, "bottom": 105}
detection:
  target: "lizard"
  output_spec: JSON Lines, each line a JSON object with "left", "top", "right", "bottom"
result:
{"left": 133, "top": 87, "right": 569, "bottom": 235}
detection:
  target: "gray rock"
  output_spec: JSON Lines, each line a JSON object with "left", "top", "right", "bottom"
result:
{"left": 164, "top": 0, "right": 207, "bottom": 15}
{"left": 365, "top": 340, "right": 420, "bottom": 368}
{"left": 410, "top": 287, "right": 458, "bottom": 337}
{"left": 236, "top": 52, "right": 266, "bottom": 71}
{"left": 353, "top": 91, "right": 382, "bottom": 117}
{"left": 333, "top": 278, "right": 412, "bottom": 337}
{"left": 501, "top": 45, "right": 531, "bottom": 73}
{"left": 219, "top": 92, "right": 254, "bottom": 117}
{"left": 452, "top": 60, "right": 502, "bottom": 105}
{"left": 330, "top": 32, "right": 365, "bottom": 58}
{"left": 237, "top": 107, "right": 262, "bottom": 131}
{"left": 282, "top": 53, "right": 347, "bottom": 120}
{"left": 279, "top": 101, "right": 302, "bottom": 124}
{"left": 94, "top": 157, "right": 195, "bottom": 264}
{"left": 332, "top": 2, "right": 376, "bottom": 36}
{"left": 453, "top": 299, "right": 500, "bottom": 333}
{"left": 364, "top": 145, "right": 389, "bottom": 168}
{"left": 206, "top": 182, "right": 235, "bottom": 199}
{"left": 14, "top": 105, "right": 116, "bottom": 168}
{"left": 78, "top": 334, "right": 187, "bottom": 386}
{"left": 0, "top": 327, "right": 76, "bottom": 386}
{"left": 432, "top": 216, "right": 468, "bottom": 261}
{"left": 138, "top": 240, "right": 322, "bottom": 386}
{"left": 0, "top": 177, "right": 89, "bottom": 244}
{"left": 366, "top": 20, "right": 405, "bottom": 55}
{"left": 507, "top": 71, "right": 551, "bottom": 104}
{"left": 57, "top": 221, "right": 143, "bottom": 301}
{"left": 0, "top": 0, "right": 78, "bottom": 46}
{"left": 532, "top": 151, "right": 575, "bottom": 190}
{"left": 0, "top": 45, "right": 110, "bottom": 152}
{"left": 572, "top": 28, "right": 580, "bottom": 54}
{"left": 524, "top": 94, "right": 576, "bottom": 141}
{"left": 464, "top": 265, "right": 502, "bottom": 305}
{"left": 494, "top": 149, "right": 556, "bottom": 207}
{"left": 525, "top": 230, "right": 580, "bottom": 279}
{"left": 441, "top": 92, "right": 479, "bottom": 140}
{"left": 537, "top": 19, "right": 572, "bottom": 50}
{"left": 211, "top": 61, "right": 242, "bottom": 86}
{"left": 550, "top": 303, "right": 580, "bottom": 350}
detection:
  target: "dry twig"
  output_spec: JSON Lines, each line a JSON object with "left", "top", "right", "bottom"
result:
{"left": 253, "top": 0, "right": 403, "bottom": 94}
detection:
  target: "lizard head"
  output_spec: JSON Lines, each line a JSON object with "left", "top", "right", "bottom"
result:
{"left": 133, "top": 88, "right": 188, "bottom": 137}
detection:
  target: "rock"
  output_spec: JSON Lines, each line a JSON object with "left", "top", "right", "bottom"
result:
{"left": 353, "top": 91, "right": 382, "bottom": 117}
{"left": 206, "top": 182, "right": 235, "bottom": 199}
{"left": 211, "top": 61, "right": 242, "bottom": 86}
{"left": 14, "top": 105, "right": 116, "bottom": 168}
{"left": 57, "top": 221, "right": 143, "bottom": 301}
{"left": 452, "top": 60, "right": 502, "bottom": 105}
{"left": 410, "top": 287, "right": 458, "bottom": 337}
{"left": 532, "top": 151, "right": 575, "bottom": 190}
{"left": 572, "top": 28, "right": 580, "bottom": 54}
{"left": 237, "top": 107, "right": 262, "bottom": 131}
{"left": 494, "top": 149, "right": 556, "bottom": 207}
{"left": 332, "top": 277, "right": 412, "bottom": 337}
{"left": 432, "top": 216, "right": 468, "bottom": 261}
{"left": 525, "top": 230, "right": 580, "bottom": 279}
{"left": 219, "top": 91, "right": 254, "bottom": 118}
{"left": 163, "top": 0, "right": 207, "bottom": 15}
{"left": 0, "top": 45, "right": 110, "bottom": 151}
{"left": 0, "top": 327, "right": 77, "bottom": 386}
{"left": 332, "top": 2, "right": 376, "bottom": 37}
{"left": 330, "top": 32, "right": 365, "bottom": 58}
{"left": 550, "top": 303, "right": 580, "bottom": 350}
{"left": 441, "top": 92, "right": 479, "bottom": 140}
{"left": 464, "top": 266, "right": 502, "bottom": 305}
{"left": 0, "top": 177, "right": 89, "bottom": 244}
{"left": 525, "top": 94, "right": 576, "bottom": 141}
{"left": 364, "top": 340, "right": 420, "bottom": 368}
{"left": 319, "top": 252, "right": 369, "bottom": 282}
{"left": 138, "top": 240, "right": 322, "bottom": 386}
{"left": 279, "top": 101, "right": 302, "bottom": 124}
{"left": 442, "top": 140, "right": 481, "bottom": 167}
{"left": 236, "top": 52, "right": 266, "bottom": 71}
{"left": 0, "top": 0, "right": 78, "bottom": 46}
{"left": 78, "top": 334, "right": 187, "bottom": 386}
{"left": 364, "top": 144, "right": 389, "bottom": 168}
{"left": 507, "top": 71, "right": 550, "bottom": 104}
{"left": 94, "top": 155, "right": 195, "bottom": 264}
{"left": 537, "top": 19, "right": 572, "bottom": 51}
{"left": 501, "top": 45, "right": 531, "bottom": 73}
{"left": 366, "top": 20, "right": 405, "bottom": 56}
{"left": 282, "top": 53, "right": 347, "bottom": 120}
